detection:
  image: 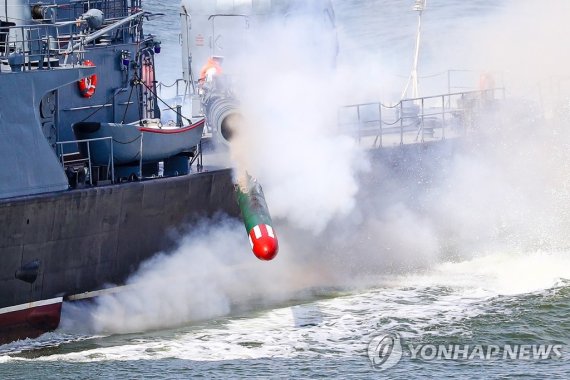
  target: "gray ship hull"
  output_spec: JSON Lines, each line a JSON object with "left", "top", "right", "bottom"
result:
{"left": 0, "top": 167, "right": 239, "bottom": 343}
{"left": 0, "top": 137, "right": 461, "bottom": 344}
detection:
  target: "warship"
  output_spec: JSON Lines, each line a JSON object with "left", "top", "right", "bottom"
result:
{"left": 0, "top": 0, "right": 499, "bottom": 344}
{"left": 0, "top": 0, "right": 242, "bottom": 344}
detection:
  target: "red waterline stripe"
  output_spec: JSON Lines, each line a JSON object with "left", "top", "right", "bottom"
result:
{"left": 138, "top": 118, "right": 205, "bottom": 134}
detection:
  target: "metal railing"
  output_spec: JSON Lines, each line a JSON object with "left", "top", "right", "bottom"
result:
{"left": 0, "top": 1, "right": 143, "bottom": 71}
{"left": 0, "top": 22, "right": 110, "bottom": 71}
{"left": 56, "top": 136, "right": 115, "bottom": 185}
{"left": 338, "top": 87, "right": 506, "bottom": 148}
{"left": 0, "top": 24, "right": 81, "bottom": 71}
{"left": 32, "top": 0, "right": 142, "bottom": 25}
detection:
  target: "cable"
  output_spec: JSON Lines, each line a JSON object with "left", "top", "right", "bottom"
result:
{"left": 135, "top": 73, "right": 194, "bottom": 125}
{"left": 77, "top": 90, "right": 119, "bottom": 123}
{"left": 112, "top": 135, "right": 142, "bottom": 145}
{"left": 157, "top": 80, "right": 182, "bottom": 88}
{"left": 121, "top": 81, "right": 135, "bottom": 124}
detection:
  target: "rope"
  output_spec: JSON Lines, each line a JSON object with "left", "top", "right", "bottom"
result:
{"left": 78, "top": 73, "right": 195, "bottom": 127}
{"left": 157, "top": 80, "right": 183, "bottom": 88}
{"left": 382, "top": 119, "right": 403, "bottom": 126}
{"left": 136, "top": 73, "right": 194, "bottom": 124}
{"left": 395, "top": 71, "right": 448, "bottom": 79}
{"left": 112, "top": 134, "right": 142, "bottom": 145}
{"left": 121, "top": 81, "right": 135, "bottom": 124}
{"left": 380, "top": 102, "right": 401, "bottom": 109}
{"left": 78, "top": 90, "right": 118, "bottom": 123}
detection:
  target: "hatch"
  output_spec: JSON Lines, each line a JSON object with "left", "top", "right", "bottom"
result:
{"left": 209, "top": 14, "right": 250, "bottom": 59}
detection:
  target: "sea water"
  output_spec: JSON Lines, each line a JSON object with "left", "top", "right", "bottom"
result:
{"left": 1, "top": 1, "right": 569, "bottom": 378}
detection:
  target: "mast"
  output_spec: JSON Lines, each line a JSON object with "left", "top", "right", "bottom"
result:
{"left": 401, "top": 0, "right": 427, "bottom": 100}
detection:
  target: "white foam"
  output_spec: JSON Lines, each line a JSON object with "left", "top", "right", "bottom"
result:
{"left": 9, "top": 250, "right": 567, "bottom": 363}
{"left": 395, "top": 250, "right": 570, "bottom": 296}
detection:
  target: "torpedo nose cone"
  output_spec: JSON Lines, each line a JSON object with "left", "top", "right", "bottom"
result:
{"left": 249, "top": 224, "right": 279, "bottom": 261}
{"left": 252, "top": 236, "right": 279, "bottom": 261}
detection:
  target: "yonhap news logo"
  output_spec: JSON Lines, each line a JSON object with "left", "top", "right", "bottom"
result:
{"left": 367, "top": 333, "right": 563, "bottom": 371}
{"left": 367, "top": 333, "right": 404, "bottom": 370}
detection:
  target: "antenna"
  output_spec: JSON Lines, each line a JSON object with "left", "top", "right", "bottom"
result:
{"left": 401, "top": 0, "right": 427, "bottom": 100}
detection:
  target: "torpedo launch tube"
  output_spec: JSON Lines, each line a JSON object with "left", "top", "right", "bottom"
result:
{"left": 200, "top": 76, "right": 278, "bottom": 260}
{"left": 236, "top": 177, "right": 279, "bottom": 261}
{"left": 201, "top": 76, "right": 243, "bottom": 146}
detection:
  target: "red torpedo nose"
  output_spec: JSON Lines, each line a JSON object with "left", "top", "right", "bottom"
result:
{"left": 248, "top": 224, "right": 279, "bottom": 261}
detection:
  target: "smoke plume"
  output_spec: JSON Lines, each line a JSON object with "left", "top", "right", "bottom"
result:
{"left": 61, "top": 0, "right": 570, "bottom": 335}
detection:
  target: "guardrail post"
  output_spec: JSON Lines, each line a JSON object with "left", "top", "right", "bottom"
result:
{"left": 110, "top": 137, "right": 115, "bottom": 184}
{"left": 87, "top": 140, "right": 93, "bottom": 186}
{"left": 356, "top": 105, "right": 361, "bottom": 145}
{"left": 400, "top": 102, "right": 404, "bottom": 146}
{"left": 420, "top": 97, "right": 425, "bottom": 143}
{"left": 378, "top": 103, "right": 383, "bottom": 148}
{"left": 441, "top": 95, "right": 446, "bottom": 140}
{"left": 139, "top": 133, "right": 143, "bottom": 180}
{"left": 58, "top": 143, "right": 63, "bottom": 167}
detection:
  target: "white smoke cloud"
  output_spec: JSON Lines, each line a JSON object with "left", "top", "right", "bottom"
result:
{"left": 60, "top": 0, "right": 570, "bottom": 336}
{"left": 225, "top": 7, "right": 369, "bottom": 233}
{"left": 62, "top": 218, "right": 330, "bottom": 335}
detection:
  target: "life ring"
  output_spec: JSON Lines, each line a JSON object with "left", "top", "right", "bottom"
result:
{"left": 78, "top": 60, "right": 97, "bottom": 98}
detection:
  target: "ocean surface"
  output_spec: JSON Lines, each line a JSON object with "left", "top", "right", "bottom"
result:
{"left": 2, "top": 0, "right": 570, "bottom": 378}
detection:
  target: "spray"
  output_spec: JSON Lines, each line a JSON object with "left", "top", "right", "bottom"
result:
{"left": 61, "top": 0, "right": 570, "bottom": 335}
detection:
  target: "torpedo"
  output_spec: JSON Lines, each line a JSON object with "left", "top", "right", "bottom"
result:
{"left": 235, "top": 177, "right": 279, "bottom": 261}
